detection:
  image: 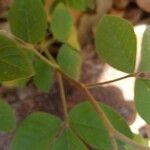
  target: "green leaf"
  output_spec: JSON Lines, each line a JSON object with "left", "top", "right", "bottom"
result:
{"left": 11, "top": 112, "right": 61, "bottom": 150}
{"left": 8, "top": 0, "right": 47, "bottom": 44}
{"left": 138, "top": 26, "right": 150, "bottom": 72}
{"left": 51, "top": 3, "right": 73, "bottom": 42}
{"left": 69, "top": 102, "right": 133, "bottom": 150}
{"left": 57, "top": 44, "right": 82, "bottom": 80}
{"left": 0, "top": 100, "right": 16, "bottom": 132}
{"left": 103, "top": 103, "right": 133, "bottom": 146}
{"left": 135, "top": 26, "right": 150, "bottom": 123}
{"left": 95, "top": 15, "right": 136, "bottom": 73}
{"left": 51, "top": 128, "right": 87, "bottom": 150}
{"left": 33, "top": 57, "right": 54, "bottom": 93}
{"left": 2, "top": 50, "right": 35, "bottom": 87}
{"left": 69, "top": 102, "right": 111, "bottom": 150}
{"left": 135, "top": 80, "right": 150, "bottom": 123}
{"left": 101, "top": 103, "right": 133, "bottom": 139}
{"left": 0, "top": 33, "right": 34, "bottom": 81}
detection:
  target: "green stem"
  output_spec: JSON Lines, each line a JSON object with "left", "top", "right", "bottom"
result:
{"left": 44, "top": 0, "right": 52, "bottom": 22}
{"left": 115, "top": 131, "right": 150, "bottom": 150}
{"left": 44, "top": 49, "right": 57, "bottom": 64}
{"left": 82, "top": 85, "right": 115, "bottom": 135}
{"left": 22, "top": 42, "right": 150, "bottom": 150}
{"left": 56, "top": 69, "right": 115, "bottom": 135}
{"left": 86, "top": 73, "right": 137, "bottom": 89}
{"left": 49, "top": 122, "right": 66, "bottom": 147}
{"left": 110, "top": 136, "right": 118, "bottom": 150}
{"left": 27, "top": 44, "right": 59, "bottom": 69}
{"left": 57, "top": 72, "right": 69, "bottom": 126}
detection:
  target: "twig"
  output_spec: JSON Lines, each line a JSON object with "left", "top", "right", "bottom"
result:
{"left": 86, "top": 73, "right": 137, "bottom": 89}
{"left": 49, "top": 122, "right": 66, "bottom": 147}
{"left": 44, "top": 0, "right": 52, "bottom": 22}
{"left": 82, "top": 85, "right": 115, "bottom": 135}
{"left": 44, "top": 49, "right": 57, "bottom": 64}
{"left": 57, "top": 72, "right": 69, "bottom": 126}
{"left": 30, "top": 50, "right": 150, "bottom": 150}
{"left": 110, "top": 136, "right": 118, "bottom": 150}
{"left": 5, "top": 33, "right": 149, "bottom": 150}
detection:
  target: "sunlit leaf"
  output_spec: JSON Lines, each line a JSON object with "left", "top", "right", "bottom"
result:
{"left": 67, "top": 26, "right": 80, "bottom": 51}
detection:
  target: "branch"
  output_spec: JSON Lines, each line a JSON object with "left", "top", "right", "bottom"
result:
{"left": 14, "top": 38, "right": 150, "bottom": 150}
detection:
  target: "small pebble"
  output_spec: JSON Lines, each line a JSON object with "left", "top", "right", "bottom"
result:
{"left": 136, "top": 0, "right": 150, "bottom": 12}
{"left": 114, "top": 0, "right": 130, "bottom": 9}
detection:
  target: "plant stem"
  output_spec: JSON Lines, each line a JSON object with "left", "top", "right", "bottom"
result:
{"left": 57, "top": 72, "right": 69, "bottom": 126}
{"left": 110, "top": 136, "right": 118, "bottom": 150}
{"left": 82, "top": 85, "right": 116, "bottom": 135}
{"left": 44, "top": 0, "right": 52, "bottom": 22}
{"left": 115, "top": 130, "right": 150, "bottom": 150}
{"left": 86, "top": 73, "right": 137, "bottom": 89}
{"left": 28, "top": 44, "right": 59, "bottom": 69}
{"left": 49, "top": 122, "right": 66, "bottom": 147}
{"left": 55, "top": 70, "right": 115, "bottom": 135}
{"left": 26, "top": 44, "right": 150, "bottom": 150}
{"left": 25, "top": 44, "right": 116, "bottom": 134}
{"left": 44, "top": 49, "right": 57, "bottom": 64}
{"left": 2, "top": 29, "right": 149, "bottom": 150}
